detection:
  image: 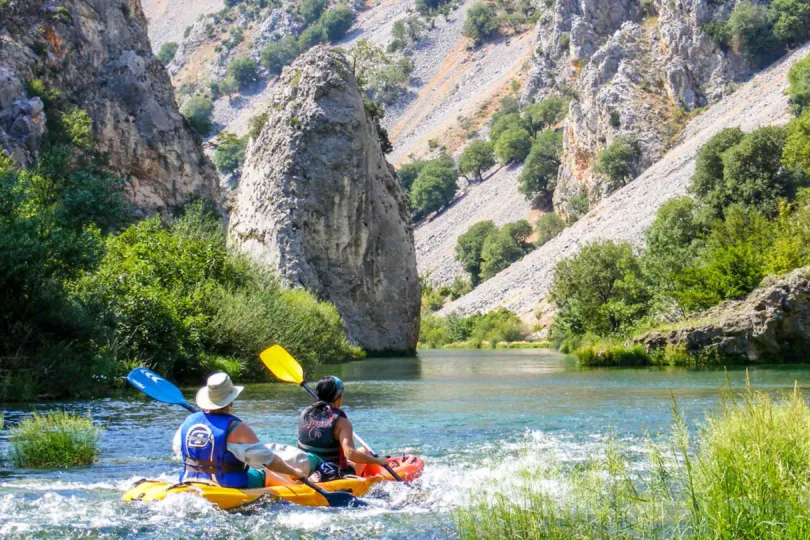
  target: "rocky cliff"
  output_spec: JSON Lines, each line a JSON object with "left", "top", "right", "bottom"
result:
{"left": 228, "top": 47, "right": 421, "bottom": 354}
{"left": 0, "top": 0, "right": 218, "bottom": 212}
{"left": 440, "top": 42, "right": 809, "bottom": 321}
{"left": 636, "top": 267, "right": 810, "bottom": 362}
{"left": 525, "top": 0, "right": 750, "bottom": 213}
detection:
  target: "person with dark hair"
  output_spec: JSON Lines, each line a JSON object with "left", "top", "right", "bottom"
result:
{"left": 297, "top": 376, "right": 389, "bottom": 481}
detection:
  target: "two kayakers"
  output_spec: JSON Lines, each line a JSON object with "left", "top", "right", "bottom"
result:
{"left": 297, "top": 376, "right": 389, "bottom": 481}
{"left": 173, "top": 372, "right": 306, "bottom": 488}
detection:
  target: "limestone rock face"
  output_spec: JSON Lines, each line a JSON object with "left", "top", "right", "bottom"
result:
{"left": 635, "top": 267, "right": 810, "bottom": 362}
{"left": 0, "top": 0, "right": 218, "bottom": 213}
{"left": 524, "top": 0, "right": 749, "bottom": 214}
{"left": 228, "top": 47, "right": 421, "bottom": 354}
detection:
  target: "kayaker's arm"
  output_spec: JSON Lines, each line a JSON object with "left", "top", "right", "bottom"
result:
{"left": 227, "top": 422, "right": 305, "bottom": 479}
{"left": 335, "top": 417, "right": 388, "bottom": 467}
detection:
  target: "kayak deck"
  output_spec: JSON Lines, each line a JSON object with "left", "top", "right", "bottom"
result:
{"left": 122, "top": 455, "right": 423, "bottom": 510}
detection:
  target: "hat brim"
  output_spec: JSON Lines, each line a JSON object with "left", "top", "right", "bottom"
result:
{"left": 195, "top": 385, "right": 244, "bottom": 410}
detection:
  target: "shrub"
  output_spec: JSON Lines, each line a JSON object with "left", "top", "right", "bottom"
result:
{"left": 415, "top": 0, "right": 450, "bottom": 14}
{"left": 690, "top": 127, "right": 745, "bottom": 214}
{"left": 642, "top": 196, "right": 704, "bottom": 291}
{"left": 298, "top": 0, "right": 327, "bottom": 24}
{"left": 550, "top": 240, "right": 650, "bottom": 337}
{"left": 455, "top": 221, "right": 498, "bottom": 285}
{"left": 213, "top": 131, "right": 247, "bottom": 174}
{"left": 248, "top": 112, "right": 269, "bottom": 140}
{"left": 535, "top": 212, "right": 566, "bottom": 247}
{"left": 463, "top": 2, "right": 500, "bottom": 44}
{"left": 518, "top": 130, "right": 562, "bottom": 207}
{"left": 350, "top": 40, "right": 414, "bottom": 104}
{"left": 523, "top": 98, "right": 567, "bottom": 135}
{"left": 320, "top": 5, "right": 355, "bottom": 42}
{"left": 787, "top": 54, "right": 810, "bottom": 116}
{"left": 488, "top": 113, "right": 526, "bottom": 143}
{"left": 9, "top": 412, "right": 100, "bottom": 468}
{"left": 409, "top": 162, "right": 459, "bottom": 218}
{"left": 702, "top": 21, "right": 731, "bottom": 50}
{"left": 771, "top": 0, "right": 810, "bottom": 46}
{"left": 458, "top": 140, "right": 496, "bottom": 182}
{"left": 261, "top": 36, "right": 299, "bottom": 75}
{"left": 575, "top": 342, "right": 649, "bottom": 366}
{"left": 180, "top": 95, "right": 214, "bottom": 136}
{"left": 593, "top": 136, "right": 641, "bottom": 187}
{"left": 727, "top": 1, "right": 783, "bottom": 68}
{"left": 228, "top": 55, "right": 259, "bottom": 89}
{"left": 494, "top": 126, "right": 532, "bottom": 164}
{"left": 60, "top": 107, "right": 95, "bottom": 150}
{"left": 566, "top": 192, "right": 590, "bottom": 221}
{"left": 298, "top": 24, "right": 325, "bottom": 50}
{"left": 420, "top": 309, "right": 528, "bottom": 347}
{"left": 784, "top": 110, "right": 810, "bottom": 175}
{"left": 480, "top": 228, "right": 525, "bottom": 279}
{"left": 396, "top": 161, "right": 427, "bottom": 192}
{"left": 157, "top": 42, "right": 179, "bottom": 65}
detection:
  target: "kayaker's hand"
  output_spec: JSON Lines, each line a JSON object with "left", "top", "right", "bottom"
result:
{"left": 292, "top": 467, "right": 306, "bottom": 480}
{"left": 375, "top": 456, "right": 389, "bottom": 467}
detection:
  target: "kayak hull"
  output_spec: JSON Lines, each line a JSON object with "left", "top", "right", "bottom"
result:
{"left": 122, "top": 455, "right": 423, "bottom": 510}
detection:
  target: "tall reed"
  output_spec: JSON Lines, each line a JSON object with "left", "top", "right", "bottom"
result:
{"left": 9, "top": 411, "right": 100, "bottom": 468}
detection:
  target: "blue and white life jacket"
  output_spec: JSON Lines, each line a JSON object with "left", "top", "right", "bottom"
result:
{"left": 179, "top": 411, "right": 249, "bottom": 488}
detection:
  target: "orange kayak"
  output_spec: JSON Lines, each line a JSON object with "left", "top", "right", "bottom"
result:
{"left": 122, "top": 455, "right": 423, "bottom": 510}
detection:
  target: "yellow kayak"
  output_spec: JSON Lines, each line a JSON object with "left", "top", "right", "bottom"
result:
{"left": 122, "top": 455, "right": 424, "bottom": 510}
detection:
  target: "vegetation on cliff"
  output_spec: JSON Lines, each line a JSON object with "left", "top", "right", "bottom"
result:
{"left": 550, "top": 56, "right": 810, "bottom": 365}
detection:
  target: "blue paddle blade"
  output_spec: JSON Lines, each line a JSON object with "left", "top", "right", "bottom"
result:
{"left": 326, "top": 491, "right": 367, "bottom": 508}
{"left": 127, "top": 368, "right": 195, "bottom": 411}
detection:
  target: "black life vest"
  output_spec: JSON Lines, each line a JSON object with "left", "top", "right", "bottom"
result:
{"left": 297, "top": 404, "right": 347, "bottom": 465}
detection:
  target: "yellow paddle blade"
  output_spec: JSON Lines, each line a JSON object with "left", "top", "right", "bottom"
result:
{"left": 260, "top": 344, "right": 304, "bottom": 384}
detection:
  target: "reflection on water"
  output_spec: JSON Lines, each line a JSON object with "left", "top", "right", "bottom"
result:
{"left": 1, "top": 349, "right": 810, "bottom": 538}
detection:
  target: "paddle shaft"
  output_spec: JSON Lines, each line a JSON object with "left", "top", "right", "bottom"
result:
{"left": 300, "top": 382, "right": 405, "bottom": 482}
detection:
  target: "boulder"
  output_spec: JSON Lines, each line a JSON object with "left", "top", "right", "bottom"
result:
{"left": 228, "top": 47, "right": 421, "bottom": 354}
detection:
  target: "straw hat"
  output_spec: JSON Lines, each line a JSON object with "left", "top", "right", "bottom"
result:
{"left": 196, "top": 372, "right": 244, "bottom": 410}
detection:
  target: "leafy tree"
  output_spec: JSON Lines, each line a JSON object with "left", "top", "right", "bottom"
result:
{"left": 523, "top": 98, "right": 567, "bottom": 135}
{"left": 455, "top": 220, "right": 498, "bottom": 285}
{"left": 494, "top": 126, "right": 532, "bottom": 164}
{"left": 351, "top": 40, "right": 414, "bottom": 104}
{"left": 550, "top": 240, "right": 650, "bottom": 337}
{"left": 727, "top": 1, "right": 783, "bottom": 68}
{"left": 690, "top": 128, "right": 745, "bottom": 214}
{"left": 519, "top": 130, "right": 562, "bottom": 207}
{"left": 771, "top": 0, "right": 810, "bottom": 46}
{"left": 459, "top": 140, "right": 496, "bottom": 182}
{"left": 61, "top": 107, "right": 94, "bottom": 150}
{"left": 787, "top": 55, "right": 810, "bottom": 116}
{"left": 463, "top": 2, "right": 500, "bottom": 44}
{"left": 261, "top": 36, "right": 299, "bottom": 75}
{"left": 489, "top": 113, "right": 527, "bottom": 143}
{"left": 594, "top": 136, "right": 641, "bottom": 187}
{"left": 396, "top": 161, "right": 427, "bottom": 192}
{"left": 320, "top": 5, "right": 355, "bottom": 42}
{"left": 228, "top": 55, "right": 259, "bottom": 89}
{"left": 415, "top": 0, "right": 449, "bottom": 14}
{"left": 480, "top": 228, "right": 524, "bottom": 279}
{"left": 298, "top": 0, "right": 327, "bottom": 24}
{"left": 298, "top": 24, "right": 325, "bottom": 50}
{"left": 409, "top": 163, "right": 459, "bottom": 218}
{"left": 363, "top": 98, "right": 393, "bottom": 154}
{"left": 502, "top": 219, "right": 533, "bottom": 251}
{"left": 784, "top": 110, "right": 810, "bottom": 175}
{"left": 218, "top": 76, "right": 240, "bottom": 99}
{"left": 213, "top": 132, "right": 247, "bottom": 175}
{"left": 157, "top": 42, "right": 179, "bottom": 65}
{"left": 248, "top": 113, "right": 269, "bottom": 140}
{"left": 535, "top": 212, "right": 565, "bottom": 247}
{"left": 180, "top": 95, "right": 214, "bottom": 136}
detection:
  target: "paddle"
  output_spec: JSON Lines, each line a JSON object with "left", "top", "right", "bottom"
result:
{"left": 125, "top": 367, "right": 366, "bottom": 508}
{"left": 259, "top": 345, "right": 406, "bottom": 483}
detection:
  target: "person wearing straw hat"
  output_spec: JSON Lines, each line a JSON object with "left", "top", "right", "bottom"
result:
{"left": 173, "top": 372, "right": 306, "bottom": 489}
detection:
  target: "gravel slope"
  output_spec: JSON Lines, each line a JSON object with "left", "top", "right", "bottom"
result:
{"left": 141, "top": 0, "right": 224, "bottom": 49}
{"left": 439, "top": 43, "right": 810, "bottom": 320}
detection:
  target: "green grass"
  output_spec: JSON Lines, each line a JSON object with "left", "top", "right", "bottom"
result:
{"left": 574, "top": 342, "right": 649, "bottom": 366}
{"left": 9, "top": 412, "right": 101, "bottom": 468}
{"left": 437, "top": 340, "right": 554, "bottom": 350}
{"left": 455, "top": 380, "right": 810, "bottom": 539}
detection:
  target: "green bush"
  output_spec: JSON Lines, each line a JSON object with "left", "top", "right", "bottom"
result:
{"left": 523, "top": 98, "right": 567, "bottom": 135}
{"left": 480, "top": 228, "right": 525, "bottom": 279}
{"left": 494, "top": 126, "right": 532, "bottom": 164}
{"left": 261, "top": 36, "right": 299, "bottom": 75}
{"left": 787, "top": 54, "right": 810, "bottom": 116}
{"left": 415, "top": 0, "right": 451, "bottom": 14}
{"left": 566, "top": 192, "right": 590, "bottom": 222}
{"left": 298, "top": 24, "right": 325, "bottom": 50}
{"left": 518, "top": 129, "right": 562, "bottom": 207}
{"left": 550, "top": 240, "right": 651, "bottom": 337}
{"left": 9, "top": 412, "right": 100, "bottom": 468}
{"left": 488, "top": 113, "right": 526, "bottom": 143}
{"left": 690, "top": 127, "right": 745, "bottom": 214}
{"left": 771, "top": 0, "right": 810, "bottom": 46}
{"left": 458, "top": 140, "right": 496, "bottom": 182}
{"left": 298, "top": 0, "right": 327, "bottom": 24}
{"left": 463, "top": 2, "right": 500, "bottom": 44}
{"left": 228, "top": 55, "right": 259, "bottom": 89}
{"left": 727, "top": 1, "right": 783, "bottom": 68}
{"left": 419, "top": 309, "right": 528, "bottom": 347}
{"left": 213, "top": 131, "right": 247, "bottom": 174}
{"left": 455, "top": 221, "right": 498, "bottom": 286}
{"left": 61, "top": 107, "right": 94, "bottom": 150}
{"left": 248, "top": 112, "right": 269, "bottom": 140}
{"left": 396, "top": 161, "right": 427, "bottom": 192}
{"left": 535, "top": 212, "right": 566, "bottom": 247}
{"left": 642, "top": 196, "right": 704, "bottom": 291}
{"left": 320, "top": 5, "right": 355, "bottom": 42}
{"left": 409, "top": 161, "right": 459, "bottom": 218}
{"left": 574, "top": 342, "right": 649, "bottom": 366}
{"left": 157, "top": 42, "right": 179, "bottom": 65}
{"left": 784, "top": 110, "right": 810, "bottom": 175}
{"left": 219, "top": 76, "right": 240, "bottom": 98}
{"left": 180, "top": 95, "right": 214, "bottom": 136}
{"left": 350, "top": 39, "right": 414, "bottom": 104}
{"left": 593, "top": 136, "right": 641, "bottom": 187}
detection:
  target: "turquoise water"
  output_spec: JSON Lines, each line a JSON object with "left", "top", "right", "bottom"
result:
{"left": 1, "top": 349, "right": 810, "bottom": 538}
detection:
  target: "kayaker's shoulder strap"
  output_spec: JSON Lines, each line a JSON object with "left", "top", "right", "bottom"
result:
{"left": 226, "top": 420, "right": 241, "bottom": 437}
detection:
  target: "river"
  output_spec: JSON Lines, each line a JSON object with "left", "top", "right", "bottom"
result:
{"left": 1, "top": 349, "right": 809, "bottom": 538}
